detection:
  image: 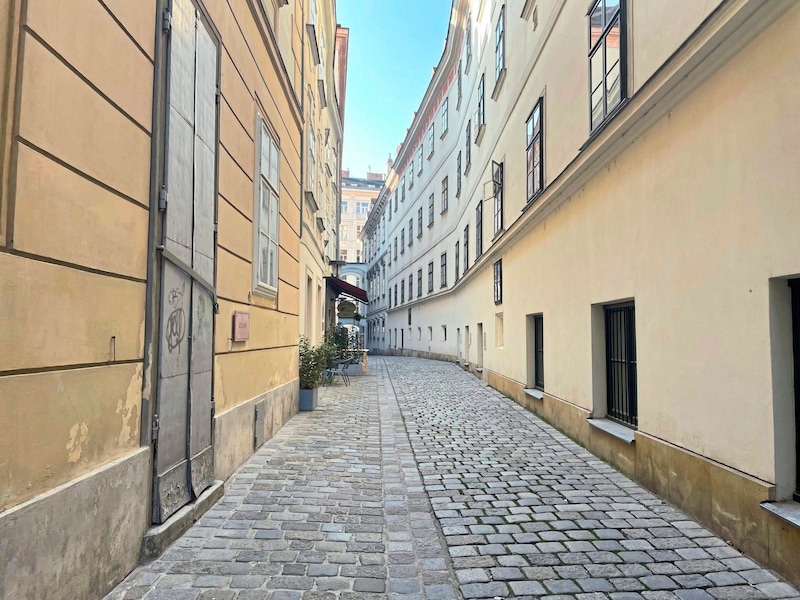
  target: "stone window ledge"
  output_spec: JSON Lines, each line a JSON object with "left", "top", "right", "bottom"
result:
{"left": 587, "top": 418, "right": 635, "bottom": 444}
{"left": 523, "top": 388, "right": 544, "bottom": 400}
{"left": 761, "top": 501, "right": 800, "bottom": 529}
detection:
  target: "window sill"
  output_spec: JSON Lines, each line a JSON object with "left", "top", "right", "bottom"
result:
{"left": 464, "top": 162, "right": 472, "bottom": 176}
{"left": 491, "top": 68, "right": 506, "bottom": 100}
{"left": 475, "top": 123, "right": 486, "bottom": 146}
{"left": 492, "top": 228, "right": 505, "bottom": 242}
{"left": 440, "top": 128, "right": 448, "bottom": 140}
{"left": 761, "top": 501, "right": 800, "bottom": 529}
{"left": 523, "top": 388, "right": 544, "bottom": 400}
{"left": 253, "top": 285, "right": 278, "bottom": 301}
{"left": 587, "top": 418, "right": 636, "bottom": 444}
{"left": 580, "top": 98, "right": 630, "bottom": 152}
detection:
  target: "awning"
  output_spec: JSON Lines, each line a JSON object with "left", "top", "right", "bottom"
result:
{"left": 325, "top": 276, "right": 368, "bottom": 303}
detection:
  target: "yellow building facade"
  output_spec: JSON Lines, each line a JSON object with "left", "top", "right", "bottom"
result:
{"left": 363, "top": 0, "right": 800, "bottom": 585}
{"left": 0, "top": 1, "right": 341, "bottom": 598}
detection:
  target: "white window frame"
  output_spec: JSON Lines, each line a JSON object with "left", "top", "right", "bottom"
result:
{"left": 441, "top": 97, "right": 449, "bottom": 135}
{"left": 254, "top": 117, "right": 280, "bottom": 297}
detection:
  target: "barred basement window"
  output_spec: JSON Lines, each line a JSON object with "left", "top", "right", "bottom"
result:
{"left": 605, "top": 302, "right": 637, "bottom": 427}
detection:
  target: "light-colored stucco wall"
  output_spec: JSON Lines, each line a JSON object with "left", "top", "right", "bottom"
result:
{"left": 369, "top": 0, "right": 799, "bottom": 489}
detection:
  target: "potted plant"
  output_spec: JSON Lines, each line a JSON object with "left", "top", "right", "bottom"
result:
{"left": 299, "top": 335, "right": 326, "bottom": 411}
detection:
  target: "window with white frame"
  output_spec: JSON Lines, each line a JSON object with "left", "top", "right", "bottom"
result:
{"left": 427, "top": 124, "right": 435, "bottom": 157}
{"left": 456, "top": 151, "right": 462, "bottom": 196}
{"left": 477, "top": 74, "right": 486, "bottom": 130}
{"left": 255, "top": 119, "right": 280, "bottom": 294}
{"left": 417, "top": 146, "right": 424, "bottom": 175}
{"left": 401, "top": 176, "right": 406, "bottom": 201}
{"left": 463, "top": 225, "right": 469, "bottom": 273}
{"left": 408, "top": 166, "right": 414, "bottom": 189}
{"left": 441, "top": 176, "right": 448, "bottom": 213}
{"left": 307, "top": 126, "right": 316, "bottom": 193}
{"left": 455, "top": 241, "right": 460, "bottom": 281}
{"left": 408, "top": 218, "right": 413, "bottom": 245}
{"left": 457, "top": 60, "right": 463, "bottom": 106}
{"left": 526, "top": 98, "right": 544, "bottom": 202}
{"left": 417, "top": 207, "right": 423, "bottom": 237}
{"left": 400, "top": 228, "right": 405, "bottom": 253}
{"left": 464, "top": 13, "right": 472, "bottom": 70}
{"left": 427, "top": 261, "right": 434, "bottom": 293}
{"left": 417, "top": 269, "right": 422, "bottom": 297}
{"left": 492, "top": 160, "right": 504, "bottom": 235}
{"left": 495, "top": 6, "right": 505, "bottom": 80}
{"left": 440, "top": 252, "right": 447, "bottom": 288}
{"left": 441, "top": 98, "right": 449, "bottom": 134}
{"left": 428, "top": 194, "right": 434, "bottom": 227}
{"left": 589, "top": 0, "right": 626, "bottom": 130}
{"left": 476, "top": 200, "right": 483, "bottom": 257}
{"left": 465, "top": 121, "right": 471, "bottom": 170}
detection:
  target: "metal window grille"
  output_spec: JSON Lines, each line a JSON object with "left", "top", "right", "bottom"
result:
{"left": 493, "top": 260, "right": 502, "bottom": 304}
{"left": 605, "top": 303, "right": 637, "bottom": 427}
{"left": 534, "top": 314, "right": 544, "bottom": 389}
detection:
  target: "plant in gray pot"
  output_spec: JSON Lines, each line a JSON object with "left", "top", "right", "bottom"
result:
{"left": 299, "top": 335, "right": 327, "bottom": 411}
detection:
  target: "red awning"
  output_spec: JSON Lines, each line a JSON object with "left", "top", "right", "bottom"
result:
{"left": 325, "top": 276, "right": 368, "bottom": 303}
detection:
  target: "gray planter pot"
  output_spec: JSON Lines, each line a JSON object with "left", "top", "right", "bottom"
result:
{"left": 299, "top": 387, "right": 318, "bottom": 411}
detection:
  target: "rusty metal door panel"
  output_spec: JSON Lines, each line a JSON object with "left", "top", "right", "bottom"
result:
{"left": 153, "top": 0, "right": 218, "bottom": 524}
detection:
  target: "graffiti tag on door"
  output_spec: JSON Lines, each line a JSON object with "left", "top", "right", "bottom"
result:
{"left": 166, "top": 282, "right": 186, "bottom": 353}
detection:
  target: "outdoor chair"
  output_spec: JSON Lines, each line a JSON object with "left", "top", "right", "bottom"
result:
{"left": 323, "top": 359, "right": 350, "bottom": 386}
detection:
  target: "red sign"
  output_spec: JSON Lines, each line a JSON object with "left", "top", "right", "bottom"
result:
{"left": 233, "top": 311, "right": 250, "bottom": 342}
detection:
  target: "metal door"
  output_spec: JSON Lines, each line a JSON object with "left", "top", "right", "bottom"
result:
{"left": 153, "top": 0, "right": 218, "bottom": 524}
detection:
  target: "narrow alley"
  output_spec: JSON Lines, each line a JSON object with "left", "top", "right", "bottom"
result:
{"left": 107, "top": 358, "right": 799, "bottom": 600}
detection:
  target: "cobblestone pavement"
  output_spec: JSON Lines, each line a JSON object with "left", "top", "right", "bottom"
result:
{"left": 107, "top": 357, "right": 799, "bottom": 600}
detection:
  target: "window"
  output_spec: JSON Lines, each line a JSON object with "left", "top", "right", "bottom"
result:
{"left": 393, "top": 190, "right": 398, "bottom": 213}
{"left": 408, "top": 274, "right": 413, "bottom": 299}
{"left": 493, "top": 259, "right": 503, "bottom": 304}
{"left": 417, "top": 269, "right": 422, "bottom": 298}
{"left": 534, "top": 314, "right": 544, "bottom": 390}
{"left": 427, "top": 261, "right": 434, "bottom": 293}
{"left": 495, "top": 6, "right": 505, "bottom": 80}
{"left": 441, "top": 98, "right": 449, "bottom": 134}
{"left": 465, "top": 121, "right": 472, "bottom": 171}
{"left": 464, "top": 14, "right": 472, "bottom": 69}
{"left": 401, "top": 280, "right": 405, "bottom": 303}
{"left": 393, "top": 237, "right": 397, "bottom": 260}
{"left": 463, "top": 225, "right": 469, "bottom": 273}
{"left": 400, "top": 228, "right": 405, "bottom": 253}
{"left": 307, "top": 126, "right": 316, "bottom": 193}
{"left": 477, "top": 74, "right": 485, "bottom": 131}
{"left": 456, "top": 152, "right": 462, "bottom": 197}
{"left": 417, "top": 207, "right": 423, "bottom": 237}
{"left": 457, "top": 59, "right": 463, "bottom": 106}
{"left": 417, "top": 146, "right": 424, "bottom": 175}
{"left": 476, "top": 201, "right": 483, "bottom": 257}
{"left": 441, "top": 177, "right": 449, "bottom": 213}
{"left": 428, "top": 194, "right": 435, "bottom": 227}
{"left": 428, "top": 326, "right": 433, "bottom": 341}
{"left": 357, "top": 201, "right": 370, "bottom": 214}
{"left": 492, "top": 160, "right": 504, "bottom": 235}
{"left": 408, "top": 218, "right": 413, "bottom": 245}
{"left": 255, "top": 119, "right": 280, "bottom": 294}
{"left": 409, "top": 166, "right": 414, "bottom": 189}
{"left": 341, "top": 200, "right": 349, "bottom": 212}
{"left": 455, "top": 241, "right": 460, "bottom": 281}
{"left": 427, "top": 124, "right": 435, "bottom": 157}
{"left": 339, "top": 250, "right": 347, "bottom": 261}
{"left": 605, "top": 302, "right": 637, "bottom": 427}
{"left": 526, "top": 98, "right": 544, "bottom": 202}
{"left": 442, "top": 325, "right": 447, "bottom": 341}
{"left": 394, "top": 284, "right": 398, "bottom": 306}
{"left": 440, "top": 252, "right": 447, "bottom": 288}
{"left": 589, "top": 0, "right": 626, "bottom": 130}
{"left": 402, "top": 176, "right": 406, "bottom": 202}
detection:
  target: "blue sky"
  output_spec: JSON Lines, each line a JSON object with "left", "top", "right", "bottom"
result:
{"left": 337, "top": 0, "right": 453, "bottom": 179}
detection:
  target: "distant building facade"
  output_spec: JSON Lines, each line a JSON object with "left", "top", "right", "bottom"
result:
{"left": 361, "top": 0, "right": 800, "bottom": 586}
{"left": 339, "top": 171, "right": 384, "bottom": 263}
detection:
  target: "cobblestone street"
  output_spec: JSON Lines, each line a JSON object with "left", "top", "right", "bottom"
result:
{"left": 107, "top": 357, "right": 799, "bottom": 600}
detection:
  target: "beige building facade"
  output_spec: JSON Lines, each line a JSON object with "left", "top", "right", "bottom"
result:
{"left": 298, "top": 1, "right": 347, "bottom": 345}
{"left": 362, "top": 0, "right": 800, "bottom": 584}
{"left": 0, "top": 1, "right": 342, "bottom": 598}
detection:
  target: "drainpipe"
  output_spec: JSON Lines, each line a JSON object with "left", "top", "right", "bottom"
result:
{"left": 299, "top": 0, "right": 306, "bottom": 243}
